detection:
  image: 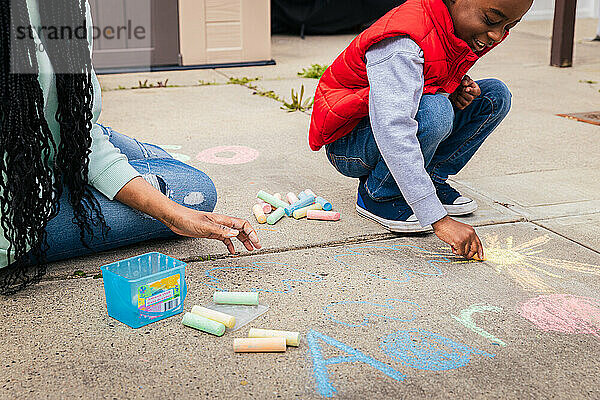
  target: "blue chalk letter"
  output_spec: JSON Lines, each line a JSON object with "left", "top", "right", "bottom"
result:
{"left": 306, "top": 329, "right": 406, "bottom": 397}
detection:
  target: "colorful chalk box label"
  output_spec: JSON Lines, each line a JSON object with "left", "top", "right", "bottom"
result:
{"left": 137, "top": 274, "right": 181, "bottom": 313}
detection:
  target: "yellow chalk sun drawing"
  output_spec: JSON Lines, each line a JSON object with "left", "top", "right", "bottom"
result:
{"left": 418, "top": 235, "right": 600, "bottom": 293}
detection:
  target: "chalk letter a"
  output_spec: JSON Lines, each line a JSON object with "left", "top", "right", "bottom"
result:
{"left": 306, "top": 329, "right": 406, "bottom": 397}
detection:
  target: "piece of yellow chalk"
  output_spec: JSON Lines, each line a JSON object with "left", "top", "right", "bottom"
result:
{"left": 191, "top": 305, "right": 236, "bottom": 329}
{"left": 292, "top": 203, "right": 322, "bottom": 219}
{"left": 286, "top": 192, "right": 299, "bottom": 204}
{"left": 307, "top": 210, "right": 340, "bottom": 221}
{"left": 214, "top": 291, "right": 259, "bottom": 306}
{"left": 472, "top": 255, "right": 487, "bottom": 262}
{"left": 233, "top": 337, "right": 287, "bottom": 353}
{"left": 252, "top": 204, "right": 267, "bottom": 224}
{"left": 248, "top": 328, "right": 300, "bottom": 346}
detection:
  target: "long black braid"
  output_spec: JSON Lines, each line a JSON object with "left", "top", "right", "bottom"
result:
{"left": 0, "top": 0, "right": 109, "bottom": 294}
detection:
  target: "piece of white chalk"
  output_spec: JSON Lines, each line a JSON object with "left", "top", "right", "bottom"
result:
{"left": 307, "top": 210, "right": 340, "bottom": 221}
{"left": 248, "top": 328, "right": 300, "bottom": 346}
{"left": 273, "top": 193, "right": 287, "bottom": 204}
{"left": 191, "top": 305, "right": 236, "bottom": 328}
{"left": 252, "top": 204, "right": 267, "bottom": 224}
{"left": 292, "top": 203, "right": 322, "bottom": 219}
{"left": 286, "top": 192, "right": 299, "bottom": 204}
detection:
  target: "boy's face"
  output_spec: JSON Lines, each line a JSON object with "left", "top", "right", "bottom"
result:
{"left": 444, "top": 0, "right": 533, "bottom": 52}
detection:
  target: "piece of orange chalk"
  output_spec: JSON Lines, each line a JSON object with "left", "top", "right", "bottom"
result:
{"left": 233, "top": 337, "right": 287, "bottom": 353}
{"left": 472, "top": 255, "right": 487, "bottom": 262}
{"left": 307, "top": 210, "right": 340, "bottom": 221}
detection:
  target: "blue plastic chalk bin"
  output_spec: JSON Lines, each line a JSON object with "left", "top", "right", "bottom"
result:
{"left": 101, "top": 252, "right": 187, "bottom": 328}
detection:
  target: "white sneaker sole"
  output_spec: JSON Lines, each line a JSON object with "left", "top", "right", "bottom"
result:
{"left": 356, "top": 205, "right": 432, "bottom": 233}
{"left": 443, "top": 198, "right": 478, "bottom": 216}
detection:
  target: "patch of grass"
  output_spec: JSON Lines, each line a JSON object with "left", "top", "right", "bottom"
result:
{"left": 93, "top": 272, "right": 102, "bottom": 279}
{"left": 73, "top": 270, "right": 86, "bottom": 278}
{"left": 579, "top": 79, "right": 598, "bottom": 84}
{"left": 253, "top": 89, "right": 281, "bottom": 101}
{"left": 298, "top": 64, "right": 328, "bottom": 79}
{"left": 133, "top": 79, "right": 178, "bottom": 89}
{"left": 227, "top": 76, "right": 260, "bottom": 86}
{"left": 281, "top": 84, "right": 314, "bottom": 112}
{"left": 198, "top": 80, "right": 220, "bottom": 86}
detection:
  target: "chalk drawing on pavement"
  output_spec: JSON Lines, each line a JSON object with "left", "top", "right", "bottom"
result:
{"left": 156, "top": 144, "right": 191, "bottom": 162}
{"left": 324, "top": 299, "right": 420, "bottom": 328}
{"left": 306, "top": 329, "right": 406, "bottom": 398}
{"left": 196, "top": 145, "right": 259, "bottom": 165}
{"left": 380, "top": 330, "right": 495, "bottom": 371}
{"left": 202, "top": 262, "right": 323, "bottom": 293}
{"left": 452, "top": 304, "right": 507, "bottom": 346}
{"left": 425, "top": 235, "right": 600, "bottom": 294}
{"left": 334, "top": 244, "right": 449, "bottom": 283}
{"left": 481, "top": 235, "right": 600, "bottom": 293}
{"left": 520, "top": 294, "right": 600, "bottom": 340}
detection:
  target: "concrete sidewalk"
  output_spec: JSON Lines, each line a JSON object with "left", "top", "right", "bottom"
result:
{"left": 1, "top": 19, "right": 599, "bottom": 399}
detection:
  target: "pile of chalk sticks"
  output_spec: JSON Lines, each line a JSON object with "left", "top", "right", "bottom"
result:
{"left": 181, "top": 291, "right": 299, "bottom": 353}
{"left": 253, "top": 189, "right": 340, "bottom": 225}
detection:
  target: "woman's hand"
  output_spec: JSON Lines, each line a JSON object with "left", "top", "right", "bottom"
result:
{"left": 115, "top": 176, "right": 261, "bottom": 254}
{"left": 162, "top": 207, "right": 261, "bottom": 254}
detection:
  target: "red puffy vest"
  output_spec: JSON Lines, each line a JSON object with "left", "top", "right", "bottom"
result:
{"left": 308, "top": 0, "right": 506, "bottom": 151}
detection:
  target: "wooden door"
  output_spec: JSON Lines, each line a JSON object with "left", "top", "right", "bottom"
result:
{"left": 90, "top": 0, "right": 179, "bottom": 71}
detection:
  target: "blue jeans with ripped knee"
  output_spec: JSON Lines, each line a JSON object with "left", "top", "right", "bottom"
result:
{"left": 42, "top": 125, "right": 217, "bottom": 262}
{"left": 325, "top": 78, "right": 512, "bottom": 201}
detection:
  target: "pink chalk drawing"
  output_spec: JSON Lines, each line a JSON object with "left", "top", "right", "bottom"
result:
{"left": 520, "top": 294, "right": 600, "bottom": 340}
{"left": 196, "top": 145, "right": 259, "bottom": 165}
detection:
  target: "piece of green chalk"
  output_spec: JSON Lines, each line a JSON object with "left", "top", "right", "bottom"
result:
{"left": 213, "top": 291, "right": 259, "bottom": 306}
{"left": 267, "top": 207, "right": 286, "bottom": 225}
{"left": 257, "top": 190, "right": 288, "bottom": 209}
{"left": 182, "top": 312, "right": 226, "bottom": 336}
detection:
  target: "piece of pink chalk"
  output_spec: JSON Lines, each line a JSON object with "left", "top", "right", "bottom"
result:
{"left": 307, "top": 210, "right": 340, "bottom": 221}
{"left": 286, "top": 192, "right": 299, "bottom": 204}
{"left": 255, "top": 199, "right": 272, "bottom": 214}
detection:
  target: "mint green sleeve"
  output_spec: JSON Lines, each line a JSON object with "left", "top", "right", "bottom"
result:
{"left": 85, "top": 2, "right": 140, "bottom": 200}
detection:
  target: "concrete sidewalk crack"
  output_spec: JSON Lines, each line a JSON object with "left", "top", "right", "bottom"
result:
{"left": 532, "top": 221, "right": 600, "bottom": 256}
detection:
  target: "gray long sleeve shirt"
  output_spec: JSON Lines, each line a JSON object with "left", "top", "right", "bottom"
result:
{"left": 366, "top": 37, "right": 447, "bottom": 227}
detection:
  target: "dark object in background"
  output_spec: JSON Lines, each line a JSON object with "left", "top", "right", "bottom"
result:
{"left": 272, "top": 0, "right": 406, "bottom": 37}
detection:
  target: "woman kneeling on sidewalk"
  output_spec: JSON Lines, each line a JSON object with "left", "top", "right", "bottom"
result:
{"left": 0, "top": 0, "right": 261, "bottom": 294}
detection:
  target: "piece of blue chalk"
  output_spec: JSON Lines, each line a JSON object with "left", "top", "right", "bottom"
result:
{"left": 298, "top": 191, "right": 309, "bottom": 200}
{"left": 315, "top": 196, "right": 333, "bottom": 211}
{"left": 284, "top": 195, "right": 315, "bottom": 216}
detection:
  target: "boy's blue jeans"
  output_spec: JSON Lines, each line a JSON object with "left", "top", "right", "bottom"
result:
{"left": 325, "top": 78, "right": 512, "bottom": 202}
{"left": 41, "top": 125, "right": 217, "bottom": 263}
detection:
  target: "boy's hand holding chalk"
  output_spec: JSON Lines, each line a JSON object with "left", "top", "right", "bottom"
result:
{"left": 432, "top": 216, "right": 484, "bottom": 261}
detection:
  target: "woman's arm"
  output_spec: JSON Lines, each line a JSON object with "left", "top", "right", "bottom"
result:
{"left": 114, "top": 176, "right": 261, "bottom": 254}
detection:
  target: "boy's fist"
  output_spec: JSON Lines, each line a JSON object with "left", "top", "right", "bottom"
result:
{"left": 449, "top": 75, "right": 481, "bottom": 110}
{"left": 432, "top": 215, "right": 484, "bottom": 260}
